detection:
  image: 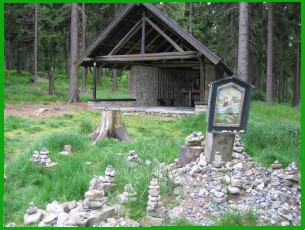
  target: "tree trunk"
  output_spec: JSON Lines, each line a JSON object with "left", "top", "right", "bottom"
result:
{"left": 237, "top": 2, "right": 249, "bottom": 83}
{"left": 17, "top": 50, "right": 21, "bottom": 74}
{"left": 49, "top": 66, "right": 55, "bottom": 95}
{"left": 81, "top": 3, "right": 87, "bottom": 89}
{"left": 65, "top": 38, "right": 70, "bottom": 78}
{"left": 292, "top": 3, "right": 300, "bottom": 107}
{"left": 112, "top": 69, "right": 118, "bottom": 91}
{"left": 68, "top": 3, "right": 80, "bottom": 103}
{"left": 91, "top": 110, "right": 132, "bottom": 144}
{"left": 266, "top": 2, "right": 273, "bottom": 105}
{"left": 292, "top": 47, "right": 300, "bottom": 107}
{"left": 34, "top": 3, "right": 38, "bottom": 84}
{"left": 278, "top": 57, "right": 284, "bottom": 103}
{"left": 188, "top": 2, "right": 193, "bottom": 35}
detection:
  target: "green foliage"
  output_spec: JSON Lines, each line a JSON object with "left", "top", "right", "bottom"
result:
{"left": 38, "top": 131, "right": 89, "bottom": 153}
{"left": 251, "top": 89, "right": 266, "bottom": 101}
{"left": 216, "top": 209, "right": 259, "bottom": 226}
{"left": 79, "top": 118, "right": 94, "bottom": 134}
{"left": 173, "top": 217, "right": 197, "bottom": 226}
{"left": 243, "top": 101, "right": 300, "bottom": 168}
{"left": 4, "top": 115, "right": 28, "bottom": 132}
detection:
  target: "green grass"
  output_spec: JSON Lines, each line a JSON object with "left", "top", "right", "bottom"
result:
{"left": 3, "top": 70, "right": 301, "bottom": 226}
{"left": 243, "top": 101, "right": 301, "bottom": 168}
{"left": 4, "top": 110, "right": 207, "bottom": 225}
{"left": 216, "top": 209, "right": 259, "bottom": 226}
{"left": 4, "top": 70, "right": 130, "bottom": 104}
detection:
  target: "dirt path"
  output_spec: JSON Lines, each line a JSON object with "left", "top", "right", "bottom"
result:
{"left": 4, "top": 102, "right": 92, "bottom": 119}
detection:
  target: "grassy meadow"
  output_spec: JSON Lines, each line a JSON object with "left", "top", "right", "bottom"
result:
{"left": 3, "top": 70, "right": 301, "bottom": 226}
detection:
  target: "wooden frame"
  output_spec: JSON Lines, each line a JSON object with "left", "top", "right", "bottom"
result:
{"left": 207, "top": 77, "right": 253, "bottom": 132}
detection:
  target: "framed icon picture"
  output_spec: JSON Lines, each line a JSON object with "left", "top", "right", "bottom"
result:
{"left": 207, "top": 77, "right": 253, "bottom": 132}
{"left": 213, "top": 83, "right": 245, "bottom": 127}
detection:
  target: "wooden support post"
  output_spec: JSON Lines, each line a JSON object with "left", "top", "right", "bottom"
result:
{"left": 93, "top": 61, "right": 97, "bottom": 100}
{"left": 141, "top": 11, "right": 146, "bottom": 54}
{"left": 199, "top": 57, "right": 205, "bottom": 102}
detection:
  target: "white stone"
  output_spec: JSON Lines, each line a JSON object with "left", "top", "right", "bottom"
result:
{"left": 227, "top": 187, "right": 240, "bottom": 194}
{"left": 168, "top": 206, "right": 184, "bottom": 219}
{"left": 257, "top": 182, "right": 265, "bottom": 190}
{"left": 46, "top": 201, "right": 64, "bottom": 214}
{"left": 24, "top": 212, "right": 42, "bottom": 225}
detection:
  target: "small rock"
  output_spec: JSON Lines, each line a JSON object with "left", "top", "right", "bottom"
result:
{"left": 227, "top": 187, "right": 240, "bottom": 194}
{"left": 140, "top": 216, "right": 164, "bottom": 226}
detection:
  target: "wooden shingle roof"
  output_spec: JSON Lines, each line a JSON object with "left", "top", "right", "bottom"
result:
{"left": 76, "top": 3, "right": 233, "bottom": 75}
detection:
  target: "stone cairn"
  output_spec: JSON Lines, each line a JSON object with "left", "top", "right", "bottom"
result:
{"left": 126, "top": 150, "right": 143, "bottom": 166}
{"left": 179, "top": 131, "right": 204, "bottom": 166}
{"left": 83, "top": 165, "right": 116, "bottom": 209}
{"left": 185, "top": 131, "right": 204, "bottom": 146}
{"left": 39, "top": 147, "right": 52, "bottom": 166}
{"left": 116, "top": 184, "right": 137, "bottom": 204}
{"left": 23, "top": 202, "right": 42, "bottom": 225}
{"left": 102, "top": 165, "right": 116, "bottom": 193}
{"left": 147, "top": 178, "right": 165, "bottom": 218}
{"left": 83, "top": 176, "right": 107, "bottom": 209}
{"left": 31, "top": 151, "right": 40, "bottom": 163}
{"left": 31, "top": 147, "right": 58, "bottom": 167}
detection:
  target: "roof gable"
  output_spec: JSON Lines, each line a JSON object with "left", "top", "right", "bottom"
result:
{"left": 76, "top": 3, "right": 232, "bottom": 75}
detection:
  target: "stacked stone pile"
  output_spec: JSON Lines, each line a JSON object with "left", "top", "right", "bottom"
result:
{"left": 30, "top": 147, "right": 58, "bottom": 167}
{"left": 179, "top": 131, "right": 204, "bottom": 166}
{"left": 185, "top": 131, "right": 204, "bottom": 146}
{"left": 102, "top": 165, "right": 116, "bottom": 192}
{"left": 83, "top": 176, "right": 107, "bottom": 209}
{"left": 116, "top": 184, "right": 137, "bottom": 204}
{"left": 147, "top": 178, "right": 165, "bottom": 218}
{"left": 127, "top": 150, "right": 143, "bottom": 166}
{"left": 39, "top": 147, "right": 52, "bottom": 166}
{"left": 23, "top": 202, "right": 43, "bottom": 225}
{"left": 164, "top": 135, "right": 301, "bottom": 226}
{"left": 31, "top": 151, "right": 40, "bottom": 163}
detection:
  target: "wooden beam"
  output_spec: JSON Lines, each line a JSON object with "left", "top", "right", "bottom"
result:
{"left": 144, "top": 17, "right": 184, "bottom": 52}
{"left": 141, "top": 11, "right": 146, "bottom": 54}
{"left": 152, "top": 63, "right": 200, "bottom": 68}
{"left": 145, "top": 33, "right": 161, "bottom": 50}
{"left": 126, "top": 27, "right": 154, "bottom": 54}
{"left": 93, "top": 61, "right": 97, "bottom": 100}
{"left": 108, "top": 19, "right": 142, "bottom": 55}
{"left": 96, "top": 51, "right": 201, "bottom": 62}
{"left": 199, "top": 57, "right": 205, "bottom": 102}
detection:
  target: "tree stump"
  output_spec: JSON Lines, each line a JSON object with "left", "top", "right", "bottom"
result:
{"left": 91, "top": 110, "right": 132, "bottom": 144}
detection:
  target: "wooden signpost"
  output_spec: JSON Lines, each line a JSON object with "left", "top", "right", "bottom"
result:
{"left": 204, "top": 77, "right": 253, "bottom": 163}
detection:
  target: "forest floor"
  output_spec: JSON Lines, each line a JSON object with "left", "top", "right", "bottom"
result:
{"left": 4, "top": 102, "right": 90, "bottom": 118}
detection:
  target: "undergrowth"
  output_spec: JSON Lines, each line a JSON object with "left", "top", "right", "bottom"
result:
{"left": 216, "top": 209, "right": 259, "bottom": 226}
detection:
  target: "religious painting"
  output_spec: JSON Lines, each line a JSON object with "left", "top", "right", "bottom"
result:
{"left": 213, "top": 83, "right": 245, "bottom": 127}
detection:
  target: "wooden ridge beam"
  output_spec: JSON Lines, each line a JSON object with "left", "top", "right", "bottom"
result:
{"left": 95, "top": 51, "right": 201, "bottom": 62}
